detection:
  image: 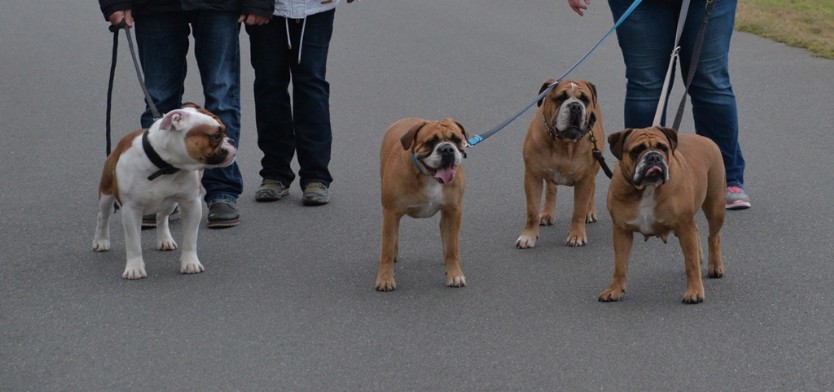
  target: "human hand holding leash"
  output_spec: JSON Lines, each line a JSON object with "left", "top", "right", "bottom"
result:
{"left": 107, "top": 10, "right": 133, "bottom": 28}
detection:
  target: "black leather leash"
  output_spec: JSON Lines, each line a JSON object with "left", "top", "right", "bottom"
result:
{"left": 105, "top": 20, "right": 162, "bottom": 156}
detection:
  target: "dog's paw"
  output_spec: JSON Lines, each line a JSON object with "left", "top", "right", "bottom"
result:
{"left": 585, "top": 210, "right": 598, "bottom": 223}
{"left": 515, "top": 234, "right": 537, "bottom": 249}
{"left": 158, "top": 239, "right": 178, "bottom": 251}
{"left": 181, "top": 259, "right": 205, "bottom": 274}
{"left": 598, "top": 287, "right": 625, "bottom": 302}
{"left": 446, "top": 275, "right": 466, "bottom": 288}
{"left": 375, "top": 278, "right": 397, "bottom": 292}
{"left": 122, "top": 265, "right": 147, "bottom": 280}
{"left": 682, "top": 289, "right": 705, "bottom": 304}
{"left": 92, "top": 239, "right": 110, "bottom": 252}
{"left": 708, "top": 264, "right": 725, "bottom": 278}
{"left": 565, "top": 233, "right": 588, "bottom": 247}
{"left": 539, "top": 213, "right": 555, "bottom": 226}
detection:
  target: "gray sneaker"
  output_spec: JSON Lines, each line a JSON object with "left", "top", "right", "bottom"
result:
{"left": 726, "top": 186, "right": 751, "bottom": 210}
{"left": 302, "top": 182, "right": 330, "bottom": 206}
{"left": 255, "top": 179, "right": 289, "bottom": 202}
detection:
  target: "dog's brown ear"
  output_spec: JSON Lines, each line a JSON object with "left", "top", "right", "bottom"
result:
{"left": 538, "top": 79, "right": 557, "bottom": 107}
{"left": 453, "top": 120, "right": 468, "bottom": 140}
{"left": 585, "top": 81, "right": 598, "bottom": 105}
{"left": 657, "top": 126, "right": 678, "bottom": 153}
{"left": 608, "top": 129, "right": 633, "bottom": 160}
{"left": 400, "top": 121, "right": 427, "bottom": 150}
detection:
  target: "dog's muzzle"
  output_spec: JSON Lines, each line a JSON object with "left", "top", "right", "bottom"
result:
{"left": 424, "top": 142, "right": 462, "bottom": 184}
{"left": 554, "top": 100, "right": 588, "bottom": 141}
{"left": 633, "top": 151, "right": 669, "bottom": 187}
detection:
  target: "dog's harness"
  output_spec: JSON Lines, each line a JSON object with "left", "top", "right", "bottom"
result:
{"left": 142, "top": 130, "right": 180, "bottom": 181}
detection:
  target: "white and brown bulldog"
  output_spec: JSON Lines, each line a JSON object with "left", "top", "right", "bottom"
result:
{"left": 600, "top": 126, "right": 726, "bottom": 304}
{"left": 376, "top": 117, "right": 468, "bottom": 291}
{"left": 92, "top": 103, "right": 237, "bottom": 279}
{"left": 516, "top": 79, "right": 605, "bottom": 249}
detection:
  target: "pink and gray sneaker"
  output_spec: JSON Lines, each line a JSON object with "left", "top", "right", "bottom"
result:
{"left": 726, "top": 186, "right": 751, "bottom": 210}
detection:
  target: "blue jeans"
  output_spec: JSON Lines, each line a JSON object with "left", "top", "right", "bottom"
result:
{"left": 134, "top": 11, "right": 243, "bottom": 203}
{"left": 245, "top": 9, "right": 335, "bottom": 189}
{"left": 608, "top": 0, "right": 745, "bottom": 187}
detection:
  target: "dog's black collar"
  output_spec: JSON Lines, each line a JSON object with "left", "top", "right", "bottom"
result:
{"left": 142, "top": 129, "right": 180, "bottom": 181}
{"left": 542, "top": 111, "right": 596, "bottom": 141}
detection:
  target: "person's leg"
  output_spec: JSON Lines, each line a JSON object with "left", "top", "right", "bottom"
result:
{"left": 608, "top": 0, "right": 679, "bottom": 128}
{"left": 133, "top": 12, "right": 190, "bottom": 128}
{"left": 679, "top": 0, "right": 746, "bottom": 189}
{"left": 288, "top": 10, "right": 335, "bottom": 189}
{"left": 191, "top": 10, "right": 244, "bottom": 204}
{"left": 191, "top": 10, "right": 244, "bottom": 226}
{"left": 246, "top": 19, "right": 297, "bottom": 189}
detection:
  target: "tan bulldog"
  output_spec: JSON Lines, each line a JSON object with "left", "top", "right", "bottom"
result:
{"left": 600, "top": 126, "right": 726, "bottom": 304}
{"left": 516, "top": 79, "right": 605, "bottom": 249}
{"left": 376, "top": 118, "right": 468, "bottom": 291}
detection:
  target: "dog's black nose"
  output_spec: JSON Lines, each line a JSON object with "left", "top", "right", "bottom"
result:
{"left": 438, "top": 143, "right": 455, "bottom": 154}
{"left": 645, "top": 151, "right": 663, "bottom": 163}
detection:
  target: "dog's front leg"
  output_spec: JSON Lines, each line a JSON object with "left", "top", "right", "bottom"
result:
{"left": 375, "top": 209, "right": 401, "bottom": 291}
{"left": 440, "top": 206, "right": 465, "bottom": 288}
{"left": 566, "top": 177, "right": 596, "bottom": 247}
{"left": 678, "top": 224, "right": 705, "bottom": 304}
{"left": 120, "top": 204, "right": 146, "bottom": 280}
{"left": 178, "top": 198, "right": 204, "bottom": 275}
{"left": 599, "top": 226, "right": 633, "bottom": 302}
{"left": 516, "top": 171, "right": 544, "bottom": 249}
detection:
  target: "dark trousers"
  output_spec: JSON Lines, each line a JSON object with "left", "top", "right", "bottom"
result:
{"left": 246, "top": 9, "right": 335, "bottom": 189}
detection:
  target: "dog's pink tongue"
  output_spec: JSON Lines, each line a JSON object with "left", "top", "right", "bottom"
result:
{"left": 433, "top": 167, "right": 456, "bottom": 184}
{"left": 646, "top": 166, "right": 662, "bottom": 176}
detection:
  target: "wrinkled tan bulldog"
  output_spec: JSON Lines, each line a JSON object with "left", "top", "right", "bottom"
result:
{"left": 516, "top": 79, "right": 605, "bottom": 249}
{"left": 600, "top": 126, "right": 726, "bottom": 304}
{"left": 376, "top": 118, "right": 468, "bottom": 291}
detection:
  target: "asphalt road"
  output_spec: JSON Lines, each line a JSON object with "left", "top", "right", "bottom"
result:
{"left": 2, "top": 1, "right": 833, "bottom": 391}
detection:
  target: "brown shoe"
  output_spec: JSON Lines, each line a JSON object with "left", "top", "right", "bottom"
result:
{"left": 302, "top": 182, "right": 330, "bottom": 206}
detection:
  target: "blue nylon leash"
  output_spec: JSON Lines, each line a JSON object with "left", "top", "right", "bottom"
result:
{"left": 467, "top": 0, "right": 643, "bottom": 147}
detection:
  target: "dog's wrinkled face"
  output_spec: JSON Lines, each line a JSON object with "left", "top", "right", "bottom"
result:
{"left": 158, "top": 103, "right": 237, "bottom": 170}
{"left": 608, "top": 127, "right": 678, "bottom": 189}
{"left": 401, "top": 118, "right": 467, "bottom": 184}
{"left": 539, "top": 79, "right": 598, "bottom": 141}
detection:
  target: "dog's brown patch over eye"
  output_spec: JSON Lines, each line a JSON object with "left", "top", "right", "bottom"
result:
{"left": 186, "top": 122, "right": 227, "bottom": 163}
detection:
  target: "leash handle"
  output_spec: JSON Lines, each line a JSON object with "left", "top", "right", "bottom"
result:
{"left": 108, "top": 19, "right": 127, "bottom": 33}
{"left": 467, "top": 0, "right": 644, "bottom": 147}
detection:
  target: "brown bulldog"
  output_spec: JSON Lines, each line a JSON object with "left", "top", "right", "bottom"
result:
{"left": 376, "top": 117, "right": 468, "bottom": 291}
{"left": 516, "top": 79, "right": 605, "bottom": 249}
{"left": 600, "top": 126, "right": 726, "bottom": 304}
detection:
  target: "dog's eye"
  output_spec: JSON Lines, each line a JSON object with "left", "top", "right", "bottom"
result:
{"left": 579, "top": 94, "right": 590, "bottom": 104}
{"left": 426, "top": 136, "right": 440, "bottom": 148}
{"left": 629, "top": 145, "right": 646, "bottom": 160}
{"left": 449, "top": 135, "right": 461, "bottom": 144}
{"left": 210, "top": 133, "right": 223, "bottom": 144}
{"left": 656, "top": 144, "right": 669, "bottom": 154}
